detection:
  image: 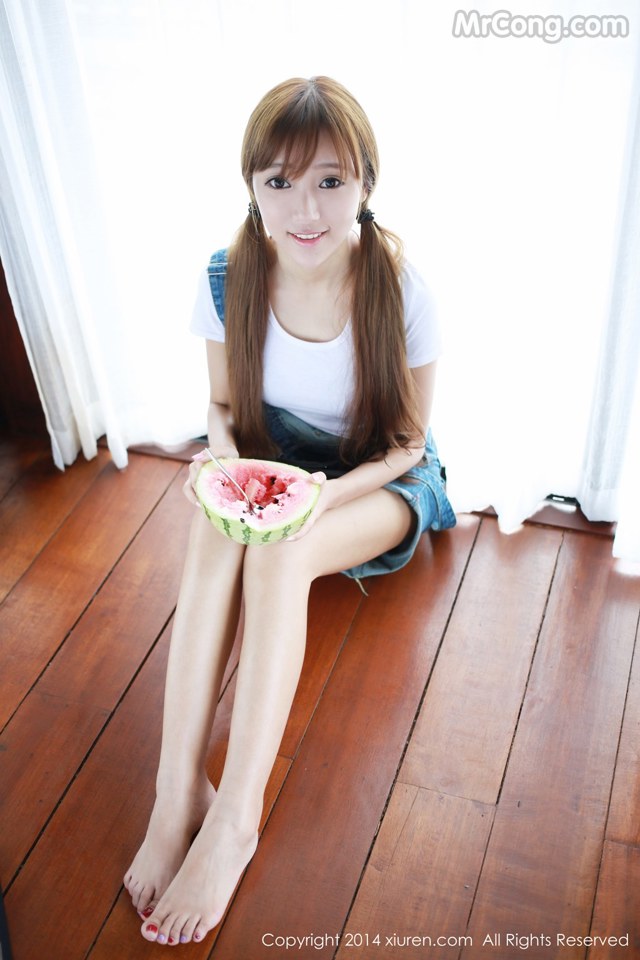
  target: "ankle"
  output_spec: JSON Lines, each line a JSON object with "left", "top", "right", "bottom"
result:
{"left": 210, "top": 788, "right": 263, "bottom": 837}
{"left": 154, "top": 771, "right": 214, "bottom": 805}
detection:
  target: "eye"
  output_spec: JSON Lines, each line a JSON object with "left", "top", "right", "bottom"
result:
{"left": 319, "top": 177, "right": 343, "bottom": 189}
{"left": 265, "top": 176, "right": 290, "bottom": 189}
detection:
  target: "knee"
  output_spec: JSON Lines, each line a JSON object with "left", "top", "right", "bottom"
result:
{"left": 186, "top": 509, "right": 246, "bottom": 571}
{"left": 242, "top": 539, "right": 313, "bottom": 588}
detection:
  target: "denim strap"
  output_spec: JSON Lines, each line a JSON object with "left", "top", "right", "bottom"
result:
{"left": 207, "top": 248, "right": 228, "bottom": 325}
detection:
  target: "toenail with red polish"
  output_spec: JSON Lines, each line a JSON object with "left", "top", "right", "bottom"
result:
{"left": 146, "top": 924, "right": 158, "bottom": 934}
{"left": 141, "top": 907, "right": 153, "bottom": 918}
{"left": 168, "top": 938, "right": 175, "bottom": 945}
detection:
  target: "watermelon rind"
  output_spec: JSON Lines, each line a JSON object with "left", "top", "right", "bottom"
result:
{"left": 194, "top": 458, "right": 322, "bottom": 545}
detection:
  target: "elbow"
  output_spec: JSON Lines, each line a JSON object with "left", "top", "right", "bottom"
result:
{"left": 398, "top": 441, "right": 426, "bottom": 469}
{"left": 410, "top": 443, "right": 426, "bottom": 467}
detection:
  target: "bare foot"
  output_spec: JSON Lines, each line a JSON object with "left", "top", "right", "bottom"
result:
{"left": 124, "top": 782, "right": 216, "bottom": 914}
{"left": 140, "top": 804, "right": 259, "bottom": 945}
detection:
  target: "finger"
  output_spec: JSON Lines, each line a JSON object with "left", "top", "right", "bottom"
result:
{"left": 191, "top": 448, "right": 212, "bottom": 463}
{"left": 182, "top": 478, "right": 200, "bottom": 506}
{"left": 183, "top": 461, "right": 204, "bottom": 506}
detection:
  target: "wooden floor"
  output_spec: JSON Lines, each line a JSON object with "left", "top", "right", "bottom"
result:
{"left": 1, "top": 434, "right": 639, "bottom": 960}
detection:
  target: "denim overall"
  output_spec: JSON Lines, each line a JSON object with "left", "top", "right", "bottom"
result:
{"left": 207, "top": 249, "right": 456, "bottom": 581}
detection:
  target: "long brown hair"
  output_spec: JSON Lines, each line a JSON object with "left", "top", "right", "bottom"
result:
{"left": 225, "top": 76, "right": 424, "bottom": 464}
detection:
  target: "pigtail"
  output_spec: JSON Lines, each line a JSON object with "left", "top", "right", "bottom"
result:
{"left": 225, "top": 211, "right": 278, "bottom": 458}
{"left": 344, "top": 215, "right": 425, "bottom": 464}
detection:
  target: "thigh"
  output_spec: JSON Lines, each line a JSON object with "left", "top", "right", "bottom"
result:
{"left": 282, "top": 487, "right": 415, "bottom": 581}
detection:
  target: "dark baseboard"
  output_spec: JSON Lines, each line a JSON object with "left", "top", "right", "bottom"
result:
{"left": 477, "top": 503, "right": 615, "bottom": 539}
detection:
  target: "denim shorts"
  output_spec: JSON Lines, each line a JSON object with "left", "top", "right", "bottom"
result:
{"left": 263, "top": 404, "right": 456, "bottom": 581}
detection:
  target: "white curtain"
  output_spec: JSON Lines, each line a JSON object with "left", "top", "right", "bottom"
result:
{"left": 1, "top": 0, "right": 638, "bottom": 559}
{"left": 579, "top": 67, "right": 640, "bottom": 559}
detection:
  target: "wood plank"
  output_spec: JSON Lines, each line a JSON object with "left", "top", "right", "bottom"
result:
{"left": 338, "top": 785, "right": 493, "bottom": 960}
{"left": 461, "top": 533, "right": 639, "bottom": 959}
{"left": 0, "top": 693, "right": 109, "bottom": 889}
{"left": 0, "top": 468, "right": 193, "bottom": 883}
{"left": 602, "top": 615, "right": 640, "bottom": 845}
{"left": 400, "top": 520, "right": 561, "bottom": 803}
{"left": 34, "top": 466, "right": 193, "bottom": 709}
{"left": 212, "top": 519, "right": 480, "bottom": 959}
{"left": 0, "top": 447, "right": 109, "bottom": 602}
{"left": 588, "top": 841, "right": 640, "bottom": 958}
{"left": 0, "top": 454, "right": 181, "bottom": 728}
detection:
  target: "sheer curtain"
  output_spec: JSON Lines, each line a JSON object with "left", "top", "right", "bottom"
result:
{"left": 579, "top": 69, "right": 640, "bottom": 559}
{"left": 0, "top": 0, "right": 638, "bottom": 558}
{"left": 0, "top": 0, "right": 127, "bottom": 467}
{"left": 0, "top": 0, "right": 210, "bottom": 468}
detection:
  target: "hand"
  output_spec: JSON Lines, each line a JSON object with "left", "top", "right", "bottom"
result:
{"left": 285, "top": 472, "right": 331, "bottom": 541}
{"left": 183, "top": 445, "right": 239, "bottom": 507}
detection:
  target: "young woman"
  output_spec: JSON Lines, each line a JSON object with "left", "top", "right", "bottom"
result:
{"left": 124, "top": 76, "right": 455, "bottom": 947}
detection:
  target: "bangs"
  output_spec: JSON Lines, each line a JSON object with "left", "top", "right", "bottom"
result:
{"left": 243, "top": 79, "right": 364, "bottom": 183}
{"left": 256, "top": 125, "right": 359, "bottom": 183}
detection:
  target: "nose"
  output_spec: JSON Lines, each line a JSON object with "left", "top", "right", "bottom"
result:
{"left": 294, "top": 187, "right": 320, "bottom": 222}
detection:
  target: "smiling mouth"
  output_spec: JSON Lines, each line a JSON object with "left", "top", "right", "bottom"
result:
{"left": 290, "top": 231, "right": 326, "bottom": 241}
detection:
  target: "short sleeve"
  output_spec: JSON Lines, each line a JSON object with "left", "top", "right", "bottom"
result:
{"left": 189, "top": 267, "right": 225, "bottom": 342}
{"left": 402, "top": 261, "right": 442, "bottom": 367}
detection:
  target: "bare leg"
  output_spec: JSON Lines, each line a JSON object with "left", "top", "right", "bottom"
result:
{"left": 124, "top": 509, "right": 245, "bottom": 914}
{"left": 140, "top": 488, "right": 413, "bottom": 945}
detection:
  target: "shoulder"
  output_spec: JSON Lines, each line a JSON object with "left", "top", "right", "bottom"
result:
{"left": 189, "top": 250, "right": 228, "bottom": 341}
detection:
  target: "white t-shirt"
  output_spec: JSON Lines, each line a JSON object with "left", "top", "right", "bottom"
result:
{"left": 190, "top": 260, "right": 441, "bottom": 435}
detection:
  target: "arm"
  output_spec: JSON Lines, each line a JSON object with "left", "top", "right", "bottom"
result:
{"left": 326, "top": 361, "right": 437, "bottom": 509}
{"left": 184, "top": 340, "right": 237, "bottom": 505}
{"left": 205, "top": 340, "right": 238, "bottom": 457}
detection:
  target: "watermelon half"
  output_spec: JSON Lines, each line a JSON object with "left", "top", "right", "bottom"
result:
{"left": 195, "top": 458, "right": 322, "bottom": 545}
